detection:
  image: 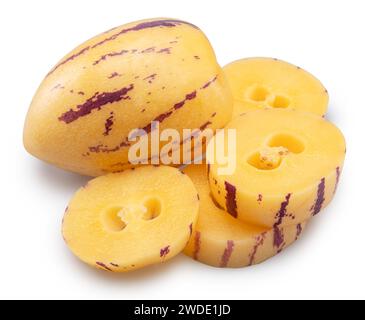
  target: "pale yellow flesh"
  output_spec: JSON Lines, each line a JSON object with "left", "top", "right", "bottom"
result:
{"left": 183, "top": 165, "right": 306, "bottom": 268}
{"left": 24, "top": 18, "right": 233, "bottom": 177}
{"left": 207, "top": 109, "right": 346, "bottom": 228}
{"left": 223, "top": 57, "right": 328, "bottom": 118}
{"left": 62, "top": 166, "right": 199, "bottom": 272}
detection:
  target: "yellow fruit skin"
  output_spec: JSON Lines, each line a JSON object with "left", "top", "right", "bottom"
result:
{"left": 183, "top": 165, "right": 307, "bottom": 268}
{"left": 62, "top": 166, "right": 199, "bottom": 272}
{"left": 24, "top": 18, "right": 233, "bottom": 176}
{"left": 207, "top": 109, "right": 346, "bottom": 228}
{"left": 224, "top": 57, "right": 329, "bottom": 118}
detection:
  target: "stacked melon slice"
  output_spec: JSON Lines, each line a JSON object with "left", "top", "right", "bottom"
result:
{"left": 181, "top": 58, "right": 345, "bottom": 268}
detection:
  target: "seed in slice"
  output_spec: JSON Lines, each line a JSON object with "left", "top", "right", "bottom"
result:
{"left": 183, "top": 165, "right": 307, "bottom": 268}
{"left": 62, "top": 166, "right": 199, "bottom": 272}
{"left": 223, "top": 57, "right": 329, "bottom": 118}
{"left": 207, "top": 109, "right": 346, "bottom": 228}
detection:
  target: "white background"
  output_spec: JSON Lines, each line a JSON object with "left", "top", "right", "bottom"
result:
{"left": 0, "top": 0, "right": 364, "bottom": 300}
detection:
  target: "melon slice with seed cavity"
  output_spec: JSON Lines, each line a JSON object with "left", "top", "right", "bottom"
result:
{"left": 207, "top": 108, "right": 346, "bottom": 229}
{"left": 223, "top": 57, "right": 329, "bottom": 118}
{"left": 62, "top": 166, "right": 199, "bottom": 272}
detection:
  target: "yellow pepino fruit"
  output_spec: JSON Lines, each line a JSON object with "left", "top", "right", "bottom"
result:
{"left": 62, "top": 166, "right": 199, "bottom": 272}
{"left": 223, "top": 57, "right": 328, "bottom": 118}
{"left": 183, "top": 165, "right": 307, "bottom": 268}
{"left": 207, "top": 109, "right": 346, "bottom": 229}
{"left": 24, "top": 18, "right": 233, "bottom": 176}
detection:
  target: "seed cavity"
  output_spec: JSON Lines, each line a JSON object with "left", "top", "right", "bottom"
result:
{"left": 245, "top": 85, "right": 291, "bottom": 109}
{"left": 101, "top": 201, "right": 160, "bottom": 232}
{"left": 102, "top": 207, "right": 128, "bottom": 232}
{"left": 247, "top": 85, "right": 269, "bottom": 102}
{"left": 268, "top": 95, "right": 291, "bottom": 108}
{"left": 248, "top": 134, "right": 305, "bottom": 170}
{"left": 268, "top": 133, "right": 305, "bottom": 154}
{"left": 142, "top": 198, "right": 162, "bottom": 220}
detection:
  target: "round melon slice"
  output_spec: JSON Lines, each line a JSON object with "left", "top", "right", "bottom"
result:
{"left": 183, "top": 165, "right": 307, "bottom": 268}
{"left": 207, "top": 109, "right": 346, "bottom": 229}
{"left": 62, "top": 166, "right": 199, "bottom": 272}
{"left": 223, "top": 57, "right": 329, "bottom": 118}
